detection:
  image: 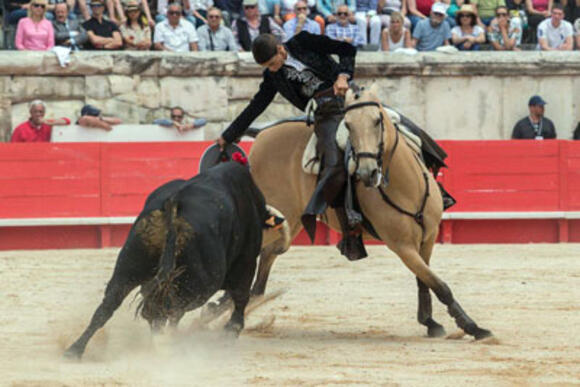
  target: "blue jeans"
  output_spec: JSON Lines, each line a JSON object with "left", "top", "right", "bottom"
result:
{"left": 456, "top": 42, "right": 480, "bottom": 50}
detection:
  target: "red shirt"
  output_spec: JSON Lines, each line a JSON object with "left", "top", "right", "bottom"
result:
{"left": 10, "top": 120, "right": 52, "bottom": 142}
{"left": 416, "top": 0, "right": 434, "bottom": 16}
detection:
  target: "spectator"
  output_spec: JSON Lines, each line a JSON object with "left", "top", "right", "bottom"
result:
{"left": 153, "top": 106, "right": 208, "bottom": 132}
{"left": 537, "top": 4, "right": 573, "bottom": 50}
{"left": 451, "top": 4, "right": 485, "bottom": 50}
{"left": 120, "top": 1, "right": 152, "bottom": 49}
{"left": 214, "top": 0, "right": 244, "bottom": 22}
{"left": 82, "top": 0, "right": 123, "bottom": 49}
{"left": 407, "top": 0, "right": 433, "bottom": 29}
{"left": 525, "top": 0, "right": 552, "bottom": 42}
{"left": 576, "top": 18, "right": 580, "bottom": 48}
{"left": 511, "top": 95, "right": 556, "bottom": 139}
{"left": 154, "top": 2, "right": 199, "bottom": 51}
{"left": 354, "top": 0, "right": 381, "bottom": 46}
{"left": 197, "top": 7, "right": 238, "bottom": 50}
{"left": 411, "top": 2, "right": 451, "bottom": 51}
{"left": 505, "top": 0, "right": 526, "bottom": 31}
{"left": 325, "top": 5, "right": 364, "bottom": 46}
{"left": 283, "top": 0, "right": 321, "bottom": 40}
{"left": 474, "top": 0, "right": 506, "bottom": 25}
{"left": 11, "top": 100, "right": 71, "bottom": 143}
{"left": 53, "top": 2, "right": 88, "bottom": 49}
{"left": 111, "top": 0, "right": 155, "bottom": 27}
{"left": 378, "top": 0, "right": 411, "bottom": 29}
{"left": 7, "top": 0, "right": 31, "bottom": 27}
{"left": 15, "top": 0, "right": 55, "bottom": 51}
{"left": 232, "top": 0, "right": 285, "bottom": 51}
{"left": 189, "top": 0, "right": 214, "bottom": 27}
{"left": 381, "top": 10, "right": 411, "bottom": 50}
{"left": 155, "top": 0, "right": 199, "bottom": 26}
{"left": 317, "top": 0, "right": 356, "bottom": 23}
{"left": 260, "top": 0, "right": 284, "bottom": 25}
{"left": 77, "top": 104, "right": 122, "bottom": 131}
{"left": 488, "top": 5, "right": 522, "bottom": 50}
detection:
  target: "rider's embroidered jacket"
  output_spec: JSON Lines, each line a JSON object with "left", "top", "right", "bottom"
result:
{"left": 222, "top": 31, "right": 356, "bottom": 143}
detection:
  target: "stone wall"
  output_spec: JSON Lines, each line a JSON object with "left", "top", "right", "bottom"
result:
{"left": 1, "top": 51, "right": 579, "bottom": 142}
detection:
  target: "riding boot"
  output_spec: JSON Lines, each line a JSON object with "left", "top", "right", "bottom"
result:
{"left": 335, "top": 207, "right": 367, "bottom": 261}
{"left": 437, "top": 182, "right": 456, "bottom": 210}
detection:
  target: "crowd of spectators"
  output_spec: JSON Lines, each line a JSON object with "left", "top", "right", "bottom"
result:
{"left": 3, "top": 0, "right": 580, "bottom": 51}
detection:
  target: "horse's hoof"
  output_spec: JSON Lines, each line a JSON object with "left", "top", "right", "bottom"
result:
{"left": 63, "top": 347, "right": 82, "bottom": 360}
{"left": 473, "top": 327, "right": 493, "bottom": 340}
{"left": 428, "top": 324, "right": 446, "bottom": 338}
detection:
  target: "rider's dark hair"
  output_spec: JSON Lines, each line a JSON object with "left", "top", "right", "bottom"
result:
{"left": 252, "top": 34, "right": 279, "bottom": 64}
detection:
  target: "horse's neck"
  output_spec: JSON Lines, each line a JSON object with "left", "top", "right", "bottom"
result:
{"left": 382, "top": 120, "right": 425, "bottom": 199}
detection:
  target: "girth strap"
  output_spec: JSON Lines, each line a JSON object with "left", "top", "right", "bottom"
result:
{"left": 378, "top": 171, "right": 430, "bottom": 233}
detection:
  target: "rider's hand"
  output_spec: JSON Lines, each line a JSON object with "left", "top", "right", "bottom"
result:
{"left": 216, "top": 136, "right": 227, "bottom": 150}
{"left": 333, "top": 74, "right": 349, "bottom": 97}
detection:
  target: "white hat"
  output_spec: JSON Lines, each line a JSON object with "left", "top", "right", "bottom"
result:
{"left": 431, "top": 2, "right": 447, "bottom": 15}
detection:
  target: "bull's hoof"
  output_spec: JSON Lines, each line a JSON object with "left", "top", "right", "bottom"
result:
{"left": 427, "top": 324, "right": 446, "bottom": 338}
{"left": 473, "top": 327, "right": 493, "bottom": 340}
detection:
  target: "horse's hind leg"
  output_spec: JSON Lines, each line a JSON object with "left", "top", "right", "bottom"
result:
{"left": 396, "top": 246, "right": 492, "bottom": 340}
{"left": 251, "top": 243, "right": 279, "bottom": 296}
{"left": 417, "top": 239, "right": 446, "bottom": 338}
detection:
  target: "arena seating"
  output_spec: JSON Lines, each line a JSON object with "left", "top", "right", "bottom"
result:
{"left": 0, "top": 140, "right": 579, "bottom": 250}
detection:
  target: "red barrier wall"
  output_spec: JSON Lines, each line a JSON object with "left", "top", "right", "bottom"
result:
{"left": 1, "top": 140, "right": 579, "bottom": 250}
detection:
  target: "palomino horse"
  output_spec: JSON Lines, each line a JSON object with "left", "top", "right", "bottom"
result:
{"left": 248, "top": 84, "right": 492, "bottom": 340}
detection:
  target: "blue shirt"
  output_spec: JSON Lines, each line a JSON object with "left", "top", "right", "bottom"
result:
{"left": 282, "top": 18, "right": 321, "bottom": 42}
{"left": 412, "top": 18, "right": 451, "bottom": 51}
{"left": 325, "top": 22, "right": 364, "bottom": 46}
{"left": 355, "top": 0, "right": 378, "bottom": 12}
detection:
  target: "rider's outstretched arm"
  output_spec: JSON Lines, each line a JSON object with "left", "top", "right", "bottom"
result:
{"left": 221, "top": 73, "right": 278, "bottom": 144}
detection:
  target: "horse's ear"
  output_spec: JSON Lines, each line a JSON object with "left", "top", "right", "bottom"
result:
{"left": 369, "top": 83, "right": 380, "bottom": 98}
{"left": 345, "top": 88, "right": 354, "bottom": 104}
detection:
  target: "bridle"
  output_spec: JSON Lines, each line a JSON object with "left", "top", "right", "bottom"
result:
{"left": 343, "top": 100, "right": 399, "bottom": 187}
{"left": 343, "top": 99, "right": 429, "bottom": 237}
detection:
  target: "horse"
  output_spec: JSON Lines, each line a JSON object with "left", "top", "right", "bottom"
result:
{"left": 247, "top": 84, "right": 492, "bottom": 340}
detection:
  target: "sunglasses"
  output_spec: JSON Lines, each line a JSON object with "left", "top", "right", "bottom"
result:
{"left": 433, "top": 12, "right": 444, "bottom": 16}
{"left": 167, "top": 10, "right": 181, "bottom": 15}
{"left": 171, "top": 114, "right": 184, "bottom": 119}
{"left": 32, "top": 3, "right": 46, "bottom": 8}
{"left": 244, "top": 5, "right": 257, "bottom": 9}
{"left": 208, "top": 14, "right": 221, "bottom": 18}
{"left": 496, "top": 12, "right": 508, "bottom": 16}
{"left": 337, "top": 12, "right": 348, "bottom": 16}
{"left": 460, "top": 14, "right": 472, "bottom": 18}
{"left": 296, "top": 6, "right": 307, "bottom": 10}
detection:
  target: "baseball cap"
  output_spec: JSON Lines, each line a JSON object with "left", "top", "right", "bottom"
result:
{"left": 431, "top": 2, "right": 447, "bottom": 15}
{"left": 528, "top": 95, "right": 547, "bottom": 106}
{"left": 81, "top": 104, "right": 102, "bottom": 117}
{"left": 243, "top": 0, "right": 258, "bottom": 6}
{"left": 90, "top": 0, "right": 105, "bottom": 5}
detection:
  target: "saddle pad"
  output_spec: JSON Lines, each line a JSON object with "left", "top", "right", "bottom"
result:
{"left": 301, "top": 108, "right": 423, "bottom": 175}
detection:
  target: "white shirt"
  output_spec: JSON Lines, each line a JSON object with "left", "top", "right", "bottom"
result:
{"left": 154, "top": 19, "right": 199, "bottom": 52}
{"left": 537, "top": 18, "right": 573, "bottom": 49}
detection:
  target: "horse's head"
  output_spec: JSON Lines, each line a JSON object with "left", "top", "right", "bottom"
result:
{"left": 344, "top": 84, "right": 386, "bottom": 188}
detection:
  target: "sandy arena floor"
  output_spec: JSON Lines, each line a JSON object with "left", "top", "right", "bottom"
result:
{"left": 1, "top": 244, "right": 579, "bottom": 386}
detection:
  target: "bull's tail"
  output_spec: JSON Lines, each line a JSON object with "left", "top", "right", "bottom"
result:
{"left": 139, "top": 197, "right": 183, "bottom": 321}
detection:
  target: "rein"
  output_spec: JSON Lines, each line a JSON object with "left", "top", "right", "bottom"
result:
{"left": 344, "top": 100, "right": 430, "bottom": 236}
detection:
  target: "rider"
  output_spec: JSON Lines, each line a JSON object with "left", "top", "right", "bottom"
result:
{"left": 217, "top": 31, "right": 366, "bottom": 261}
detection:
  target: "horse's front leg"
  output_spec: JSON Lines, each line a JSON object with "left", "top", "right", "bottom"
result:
{"left": 417, "top": 239, "right": 446, "bottom": 338}
{"left": 395, "top": 246, "right": 492, "bottom": 340}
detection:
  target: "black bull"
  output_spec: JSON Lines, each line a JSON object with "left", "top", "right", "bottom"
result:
{"left": 65, "top": 162, "right": 271, "bottom": 359}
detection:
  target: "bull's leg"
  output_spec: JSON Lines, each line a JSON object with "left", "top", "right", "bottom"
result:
{"left": 64, "top": 279, "right": 138, "bottom": 359}
{"left": 224, "top": 251, "right": 258, "bottom": 336}
{"left": 394, "top": 246, "right": 492, "bottom": 340}
{"left": 417, "top": 239, "right": 446, "bottom": 338}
